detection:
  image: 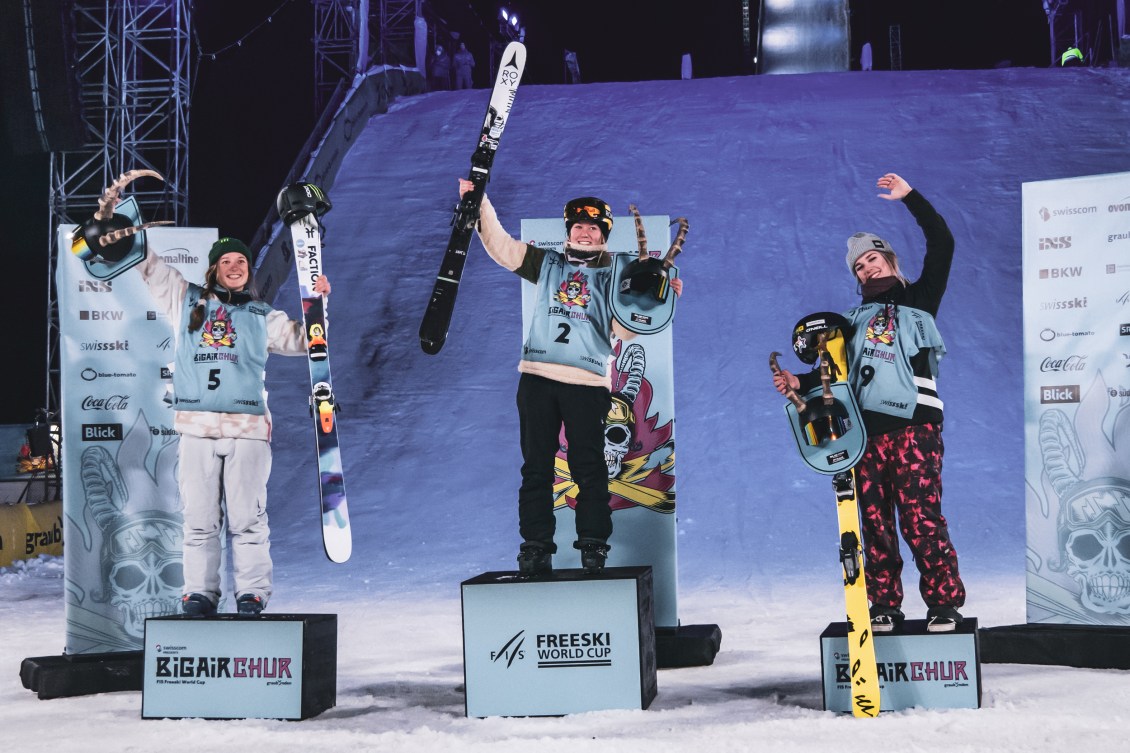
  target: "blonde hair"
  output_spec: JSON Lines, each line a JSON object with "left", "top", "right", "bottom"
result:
{"left": 854, "top": 249, "right": 909, "bottom": 286}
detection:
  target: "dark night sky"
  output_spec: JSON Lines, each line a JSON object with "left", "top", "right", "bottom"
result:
{"left": 1, "top": 1, "right": 1088, "bottom": 424}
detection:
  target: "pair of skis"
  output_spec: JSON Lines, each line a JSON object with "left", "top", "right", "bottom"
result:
{"left": 281, "top": 189, "right": 351, "bottom": 564}
{"left": 418, "top": 41, "right": 527, "bottom": 354}
{"left": 772, "top": 317, "right": 879, "bottom": 718}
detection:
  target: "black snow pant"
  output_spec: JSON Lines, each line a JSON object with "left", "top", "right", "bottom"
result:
{"left": 516, "top": 373, "right": 612, "bottom": 550}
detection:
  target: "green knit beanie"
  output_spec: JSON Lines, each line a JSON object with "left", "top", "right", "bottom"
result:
{"left": 208, "top": 237, "right": 253, "bottom": 267}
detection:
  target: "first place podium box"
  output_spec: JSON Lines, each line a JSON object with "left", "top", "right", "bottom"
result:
{"left": 821, "top": 618, "right": 982, "bottom": 712}
{"left": 142, "top": 614, "right": 337, "bottom": 720}
{"left": 461, "top": 566, "right": 657, "bottom": 718}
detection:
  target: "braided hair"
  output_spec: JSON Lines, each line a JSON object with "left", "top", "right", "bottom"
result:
{"left": 187, "top": 264, "right": 257, "bottom": 333}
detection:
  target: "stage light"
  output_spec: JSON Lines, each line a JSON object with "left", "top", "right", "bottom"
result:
{"left": 510, "top": 14, "right": 519, "bottom": 28}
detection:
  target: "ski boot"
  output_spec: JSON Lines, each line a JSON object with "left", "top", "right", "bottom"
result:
{"left": 926, "top": 605, "right": 962, "bottom": 633}
{"left": 181, "top": 593, "right": 217, "bottom": 617}
{"left": 574, "top": 538, "right": 610, "bottom": 574}
{"left": 517, "top": 541, "right": 553, "bottom": 577}
{"left": 869, "top": 604, "right": 904, "bottom": 633}
{"left": 236, "top": 593, "right": 265, "bottom": 616}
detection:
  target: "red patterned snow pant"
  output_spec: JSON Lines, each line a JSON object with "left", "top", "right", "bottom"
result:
{"left": 857, "top": 423, "right": 965, "bottom": 610}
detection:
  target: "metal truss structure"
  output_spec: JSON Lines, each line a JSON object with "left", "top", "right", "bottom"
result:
{"left": 45, "top": 0, "right": 191, "bottom": 414}
{"left": 313, "top": 0, "right": 419, "bottom": 113}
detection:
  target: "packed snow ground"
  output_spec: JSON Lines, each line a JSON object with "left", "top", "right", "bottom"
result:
{"left": 5, "top": 66, "right": 1130, "bottom": 749}
{"left": 4, "top": 557, "right": 1129, "bottom": 752}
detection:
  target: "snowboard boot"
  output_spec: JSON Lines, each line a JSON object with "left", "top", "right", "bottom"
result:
{"left": 574, "top": 538, "right": 610, "bottom": 574}
{"left": 926, "top": 605, "right": 962, "bottom": 633}
{"left": 181, "top": 593, "right": 217, "bottom": 617}
{"left": 517, "top": 542, "right": 553, "bottom": 577}
{"left": 236, "top": 593, "right": 265, "bottom": 616}
{"left": 869, "top": 604, "right": 904, "bottom": 633}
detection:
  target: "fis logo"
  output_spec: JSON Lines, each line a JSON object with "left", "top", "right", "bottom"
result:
{"left": 1038, "top": 236, "right": 1072, "bottom": 250}
{"left": 1039, "top": 267, "right": 1082, "bottom": 279}
{"left": 490, "top": 630, "right": 525, "bottom": 668}
{"left": 78, "top": 280, "right": 113, "bottom": 292}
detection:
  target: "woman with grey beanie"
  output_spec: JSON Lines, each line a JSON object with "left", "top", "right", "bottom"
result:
{"left": 774, "top": 172, "right": 966, "bottom": 633}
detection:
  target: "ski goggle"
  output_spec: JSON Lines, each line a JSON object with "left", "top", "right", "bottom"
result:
{"left": 569, "top": 205, "right": 605, "bottom": 221}
{"left": 607, "top": 395, "right": 634, "bottom": 426}
{"left": 801, "top": 400, "right": 851, "bottom": 447}
{"left": 1062, "top": 480, "right": 1130, "bottom": 527}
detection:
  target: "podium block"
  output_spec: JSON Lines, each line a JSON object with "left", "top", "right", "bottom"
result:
{"left": 821, "top": 618, "right": 981, "bottom": 712}
{"left": 142, "top": 614, "right": 336, "bottom": 720}
{"left": 461, "top": 566, "right": 657, "bottom": 717}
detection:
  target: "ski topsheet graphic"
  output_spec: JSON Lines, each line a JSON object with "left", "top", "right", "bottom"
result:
{"left": 278, "top": 182, "right": 351, "bottom": 563}
{"left": 772, "top": 312, "right": 878, "bottom": 717}
{"left": 419, "top": 41, "right": 526, "bottom": 354}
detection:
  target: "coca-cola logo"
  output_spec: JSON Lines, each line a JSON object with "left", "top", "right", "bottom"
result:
{"left": 81, "top": 395, "right": 130, "bottom": 411}
{"left": 1040, "top": 355, "right": 1087, "bottom": 372}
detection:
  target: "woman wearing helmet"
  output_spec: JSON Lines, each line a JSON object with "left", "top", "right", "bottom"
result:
{"left": 458, "top": 180, "right": 680, "bottom": 576}
{"left": 773, "top": 172, "right": 965, "bottom": 633}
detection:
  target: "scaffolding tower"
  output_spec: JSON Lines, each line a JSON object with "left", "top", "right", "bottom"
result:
{"left": 45, "top": 0, "right": 192, "bottom": 414}
{"left": 313, "top": 0, "right": 419, "bottom": 114}
{"left": 889, "top": 24, "right": 902, "bottom": 71}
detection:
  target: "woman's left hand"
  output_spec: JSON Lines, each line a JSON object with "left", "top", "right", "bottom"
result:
{"left": 314, "top": 275, "right": 331, "bottom": 296}
{"left": 671, "top": 277, "right": 684, "bottom": 297}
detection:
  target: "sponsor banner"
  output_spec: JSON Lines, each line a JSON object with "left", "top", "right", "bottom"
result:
{"left": 0, "top": 500, "right": 64, "bottom": 567}
{"left": 461, "top": 571, "right": 652, "bottom": 717}
{"left": 521, "top": 215, "right": 679, "bottom": 628}
{"left": 56, "top": 225, "right": 214, "bottom": 653}
{"left": 143, "top": 618, "right": 304, "bottom": 719}
{"left": 1022, "top": 172, "right": 1130, "bottom": 626}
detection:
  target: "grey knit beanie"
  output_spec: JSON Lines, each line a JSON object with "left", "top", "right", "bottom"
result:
{"left": 846, "top": 232, "right": 894, "bottom": 272}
